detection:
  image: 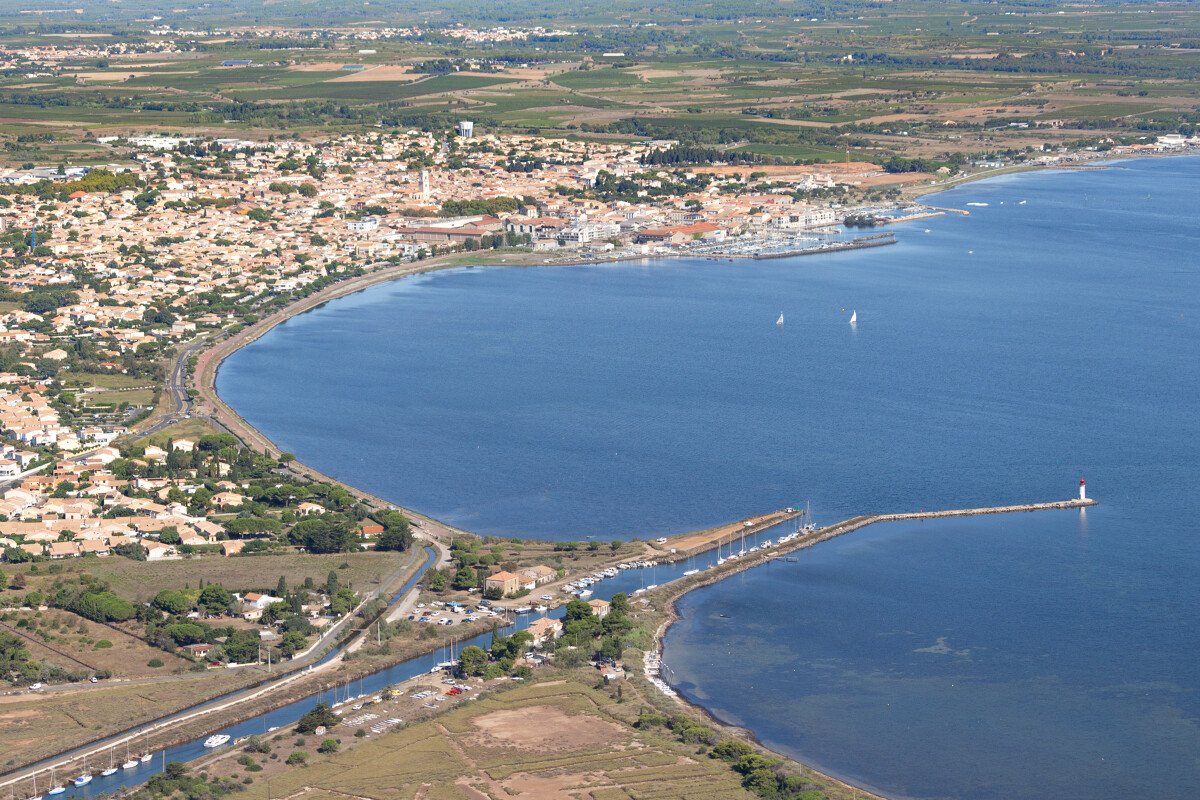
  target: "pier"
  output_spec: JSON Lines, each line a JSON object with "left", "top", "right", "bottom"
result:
{"left": 922, "top": 204, "right": 970, "bottom": 216}
{"left": 665, "top": 497, "right": 1096, "bottom": 563}
{"left": 751, "top": 233, "right": 897, "bottom": 260}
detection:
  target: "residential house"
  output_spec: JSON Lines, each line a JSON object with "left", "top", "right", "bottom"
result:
{"left": 587, "top": 598, "right": 611, "bottom": 619}
{"left": 527, "top": 616, "right": 563, "bottom": 645}
{"left": 484, "top": 570, "right": 520, "bottom": 597}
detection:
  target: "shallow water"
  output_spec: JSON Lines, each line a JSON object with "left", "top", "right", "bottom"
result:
{"left": 220, "top": 156, "right": 1200, "bottom": 798}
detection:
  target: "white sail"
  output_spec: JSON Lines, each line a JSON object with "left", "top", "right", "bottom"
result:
{"left": 776, "top": 312, "right": 784, "bottom": 326}
{"left": 849, "top": 310, "right": 857, "bottom": 325}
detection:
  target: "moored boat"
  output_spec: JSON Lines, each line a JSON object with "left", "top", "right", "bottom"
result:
{"left": 202, "top": 734, "right": 231, "bottom": 748}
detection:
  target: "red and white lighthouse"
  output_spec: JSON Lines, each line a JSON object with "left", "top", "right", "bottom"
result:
{"left": 1079, "top": 479, "right": 1087, "bottom": 501}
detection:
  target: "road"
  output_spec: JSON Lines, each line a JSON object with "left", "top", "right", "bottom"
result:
{"left": 138, "top": 334, "right": 238, "bottom": 440}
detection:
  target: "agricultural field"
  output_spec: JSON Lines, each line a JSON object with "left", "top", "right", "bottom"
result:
{"left": 0, "top": 2, "right": 1195, "bottom": 171}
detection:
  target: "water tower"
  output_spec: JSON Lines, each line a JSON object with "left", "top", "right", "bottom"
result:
{"left": 457, "top": 120, "right": 474, "bottom": 139}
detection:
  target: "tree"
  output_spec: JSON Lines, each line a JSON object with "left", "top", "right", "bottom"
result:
{"left": 294, "top": 516, "right": 355, "bottom": 553}
{"left": 158, "top": 527, "right": 181, "bottom": 545}
{"left": 276, "top": 575, "right": 288, "bottom": 597}
{"left": 152, "top": 590, "right": 190, "bottom": 615}
{"left": 452, "top": 567, "right": 477, "bottom": 590}
{"left": 188, "top": 487, "right": 212, "bottom": 515}
{"left": 198, "top": 583, "right": 232, "bottom": 613}
{"left": 326, "top": 570, "right": 339, "bottom": 597}
{"left": 296, "top": 702, "right": 338, "bottom": 734}
{"left": 317, "top": 738, "right": 339, "bottom": 754}
{"left": 458, "top": 645, "right": 489, "bottom": 677}
{"left": 375, "top": 510, "right": 412, "bottom": 552}
{"left": 712, "top": 740, "right": 753, "bottom": 762}
{"left": 599, "top": 636, "right": 623, "bottom": 660}
{"left": 279, "top": 630, "right": 307, "bottom": 658}
{"left": 428, "top": 570, "right": 447, "bottom": 591}
{"left": 223, "top": 629, "right": 260, "bottom": 663}
{"left": 610, "top": 592, "right": 631, "bottom": 615}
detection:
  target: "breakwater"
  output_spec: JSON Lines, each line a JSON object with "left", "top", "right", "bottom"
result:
{"left": 752, "top": 233, "right": 897, "bottom": 260}
{"left": 650, "top": 497, "right": 1098, "bottom": 649}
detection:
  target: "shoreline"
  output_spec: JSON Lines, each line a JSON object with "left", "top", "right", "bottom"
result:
{"left": 641, "top": 499, "right": 1097, "bottom": 800}
{"left": 164, "top": 154, "right": 1168, "bottom": 799}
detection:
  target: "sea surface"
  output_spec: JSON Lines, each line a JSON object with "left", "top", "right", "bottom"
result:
{"left": 218, "top": 156, "right": 1200, "bottom": 799}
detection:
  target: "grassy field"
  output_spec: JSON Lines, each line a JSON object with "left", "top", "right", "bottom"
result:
{"left": 0, "top": 671, "right": 258, "bottom": 770}
{"left": 66, "top": 550, "right": 407, "bottom": 603}
{"left": 90, "top": 388, "right": 156, "bottom": 406}
{"left": 2, "top": 609, "right": 194, "bottom": 676}
{"left": 134, "top": 417, "right": 222, "bottom": 448}
{"left": 61, "top": 372, "right": 152, "bottom": 390}
{"left": 213, "top": 677, "right": 758, "bottom": 800}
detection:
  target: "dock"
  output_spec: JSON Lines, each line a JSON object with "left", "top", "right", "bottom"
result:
{"left": 922, "top": 204, "right": 970, "bottom": 216}
{"left": 751, "top": 233, "right": 896, "bottom": 260}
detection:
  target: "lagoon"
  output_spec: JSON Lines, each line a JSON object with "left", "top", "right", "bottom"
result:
{"left": 219, "top": 156, "right": 1200, "bottom": 798}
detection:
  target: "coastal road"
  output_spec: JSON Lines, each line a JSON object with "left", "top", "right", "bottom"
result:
{"left": 137, "top": 338, "right": 209, "bottom": 437}
{"left": 139, "top": 334, "right": 240, "bottom": 441}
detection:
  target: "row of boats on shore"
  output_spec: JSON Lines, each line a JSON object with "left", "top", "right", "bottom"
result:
{"left": 18, "top": 744, "right": 155, "bottom": 799}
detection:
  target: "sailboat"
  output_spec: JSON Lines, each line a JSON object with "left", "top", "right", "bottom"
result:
{"left": 72, "top": 758, "right": 91, "bottom": 786}
{"left": 101, "top": 748, "right": 118, "bottom": 777}
{"left": 47, "top": 767, "right": 64, "bottom": 796}
{"left": 716, "top": 537, "right": 726, "bottom": 566}
{"left": 122, "top": 740, "right": 138, "bottom": 771}
{"left": 776, "top": 312, "right": 784, "bottom": 326}
{"left": 25, "top": 769, "right": 41, "bottom": 800}
{"left": 849, "top": 310, "right": 857, "bottom": 325}
{"left": 139, "top": 733, "right": 153, "bottom": 763}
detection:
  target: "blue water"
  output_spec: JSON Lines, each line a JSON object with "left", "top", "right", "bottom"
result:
{"left": 216, "top": 156, "right": 1200, "bottom": 799}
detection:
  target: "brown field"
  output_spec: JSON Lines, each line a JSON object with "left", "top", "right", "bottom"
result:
{"left": 2, "top": 609, "right": 193, "bottom": 677}
{"left": 26, "top": 550, "right": 406, "bottom": 604}
{"left": 0, "top": 671, "right": 257, "bottom": 768}
{"left": 325, "top": 65, "right": 416, "bottom": 82}
{"left": 210, "top": 678, "right": 757, "bottom": 800}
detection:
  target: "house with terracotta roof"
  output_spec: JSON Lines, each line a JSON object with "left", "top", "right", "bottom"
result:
{"left": 48, "top": 541, "right": 81, "bottom": 559}
{"left": 527, "top": 616, "right": 562, "bottom": 645}
{"left": 484, "top": 570, "right": 521, "bottom": 597}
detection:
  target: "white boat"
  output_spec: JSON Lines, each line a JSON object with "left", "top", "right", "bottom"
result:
{"left": 73, "top": 757, "right": 92, "bottom": 787}
{"left": 966, "top": 202, "right": 988, "bottom": 207}
{"left": 776, "top": 312, "right": 784, "bottom": 326}
{"left": 849, "top": 310, "right": 857, "bottom": 325}
{"left": 140, "top": 752, "right": 152, "bottom": 764}
{"left": 46, "top": 768, "right": 64, "bottom": 797}
{"left": 683, "top": 569, "right": 699, "bottom": 576}
{"left": 122, "top": 743, "right": 137, "bottom": 771}
{"left": 102, "top": 748, "right": 118, "bottom": 776}
{"left": 203, "top": 734, "right": 230, "bottom": 748}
